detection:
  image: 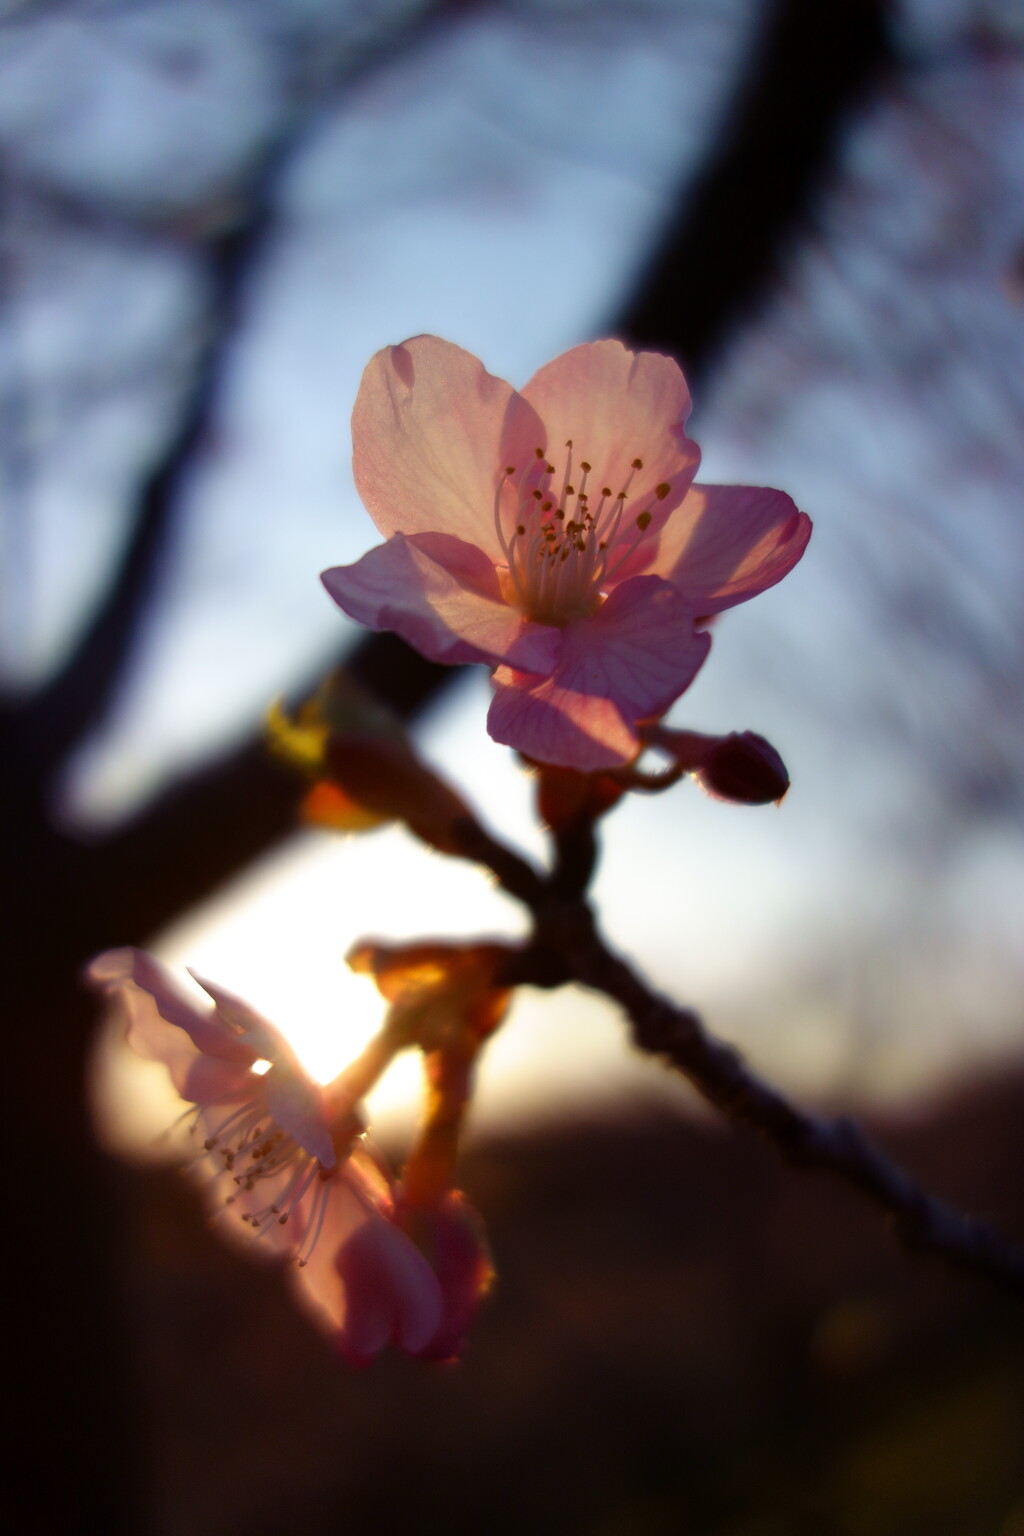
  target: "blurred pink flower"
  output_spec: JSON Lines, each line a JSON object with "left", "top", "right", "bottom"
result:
{"left": 332, "top": 1187, "right": 491, "bottom": 1366}
{"left": 394, "top": 1189, "right": 494, "bottom": 1364}
{"left": 323, "top": 336, "right": 810, "bottom": 771}
{"left": 86, "top": 949, "right": 482, "bottom": 1362}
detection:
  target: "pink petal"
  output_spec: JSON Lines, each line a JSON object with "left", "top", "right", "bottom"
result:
{"left": 489, "top": 666, "right": 638, "bottom": 770}
{"left": 175, "top": 1055, "right": 255, "bottom": 1106}
{"left": 190, "top": 970, "right": 311, "bottom": 1080}
{"left": 287, "top": 1149, "right": 392, "bottom": 1330}
{"left": 519, "top": 340, "right": 701, "bottom": 541}
{"left": 648, "top": 483, "right": 812, "bottom": 613}
{"left": 352, "top": 336, "right": 544, "bottom": 562}
{"left": 402, "top": 1192, "right": 493, "bottom": 1363}
{"left": 261, "top": 1066, "right": 335, "bottom": 1170}
{"left": 322, "top": 532, "right": 560, "bottom": 671}
{"left": 334, "top": 1217, "right": 444, "bottom": 1364}
{"left": 86, "top": 948, "right": 255, "bottom": 1066}
{"left": 488, "top": 577, "right": 711, "bottom": 771}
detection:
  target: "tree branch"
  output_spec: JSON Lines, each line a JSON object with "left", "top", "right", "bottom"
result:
{"left": 620, "top": 0, "right": 891, "bottom": 383}
{"left": 409, "top": 799, "right": 1024, "bottom": 1297}
{"left": 567, "top": 917, "right": 1024, "bottom": 1293}
{"left": 0, "top": 0, "right": 474, "bottom": 800}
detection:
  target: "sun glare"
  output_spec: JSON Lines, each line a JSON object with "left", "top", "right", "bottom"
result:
{"left": 93, "top": 822, "right": 520, "bottom": 1157}
{"left": 90, "top": 806, "right": 694, "bottom": 1166}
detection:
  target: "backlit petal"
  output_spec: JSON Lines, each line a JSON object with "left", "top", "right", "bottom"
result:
{"left": 190, "top": 971, "right": 312, "bottom": 1081}
{"left": 175, "top": 1054, "right": 254, "bottom": 1107}
{"left": 520, "top": 339, "right": 700, "bottom": 540}
{"left": 87, "top": 948, "right": 256, "bottom": 1066}
{"left": 649, "top": 483, "right": 811, "bottom": 613}
{"left": 352, "top": 335, "right": 543, "bottom": 561}
{"left": 287, "top": 1149, "right": 391, "bottom": 1333}
{"left": 404, "top": 1191, "right": 494, "bottom": 1363}
{"left": 262, "top": 1065, "right": 336, "bottom": 1170}
{"left": 488, "top": 577, "right": 711, "bottom": 770}
{"left": 322, "top": 532, "right": 560, "bottom": 671}
{"left": 334, "top": 1217, "right": 444, "bottom": 1364}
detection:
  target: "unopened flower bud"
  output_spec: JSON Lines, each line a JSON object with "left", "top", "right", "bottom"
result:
{"left": 395, "top": 1190, "right": 494, "bottom": 1362}
{"left": 694, "top": 731, "right": 789, "bottom": 805}
{"left": 333, "top": 1216, "right": 444, "bottom": 1366}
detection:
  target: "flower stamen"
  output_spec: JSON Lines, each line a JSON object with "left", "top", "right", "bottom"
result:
{"left": 296, "top": 1167, "right": 336, "bottom": 1267}
{"left": 496, "top": 443, "right": 659, "bottom": 626}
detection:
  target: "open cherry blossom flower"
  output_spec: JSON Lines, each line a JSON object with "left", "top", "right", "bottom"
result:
{"left": 85, "top": 948, "right": 477, "bottom": 1362}
{"left": 322, "top": 336, "right": 811, "bottom": 771}
{"left": 87, "top": 947, "right": 353, "bottom": 1255}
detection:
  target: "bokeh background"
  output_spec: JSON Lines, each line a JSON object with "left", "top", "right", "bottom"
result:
{"left": 3, "top": 1, "right": 1024, "bottom": 1531}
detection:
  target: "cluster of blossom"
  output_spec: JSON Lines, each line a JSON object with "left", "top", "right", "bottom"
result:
{"left": 88, "top": 336, "right": 809, "bottom": 1362}
{"left": 88, "top": 942, "right": 502, "bottom": 1364}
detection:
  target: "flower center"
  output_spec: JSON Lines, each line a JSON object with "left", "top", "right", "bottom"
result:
{"left": 189, "top": 1086, "right": 352, "bottom": 1267}
{"left": 494, "top": 442, "right": 670, "bottom": 625}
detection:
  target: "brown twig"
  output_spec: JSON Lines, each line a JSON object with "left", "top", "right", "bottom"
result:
{"left": 567, "top": 918, "right": 1024, "bottom": 1294}
{"left": 437, "top": 807, "right": 1024, "bottom": 1297}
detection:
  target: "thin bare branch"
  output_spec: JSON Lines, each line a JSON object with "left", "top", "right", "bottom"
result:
{"left": 427, "top": 806, "right": 1024, "bottom": 1297}
{"left": 569, "top": 918, "right": 1024, "bottom": 1294}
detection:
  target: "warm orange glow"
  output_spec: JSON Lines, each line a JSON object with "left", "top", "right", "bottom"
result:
{"left": 301, "top": 779, "right": 385, "bottom": 832}
{"left": 90, "top": 819, "right": 683, "bottom": 1163}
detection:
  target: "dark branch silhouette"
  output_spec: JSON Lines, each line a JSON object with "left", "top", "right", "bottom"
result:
{"left": 621, "top": 0, "right": 891, "bottom": 383}
{"left": 385, "top": 776, "right": 1024, "bottom": 1297}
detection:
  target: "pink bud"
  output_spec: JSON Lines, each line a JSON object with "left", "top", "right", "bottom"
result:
{"left": 694, "top": 731, "right": 789, "bottom": 805}
{"left": 397, "top": 1191, "right": 494, "bottom": 1362}
{"left": 334, "top": 1216, "right": 443, "bottom": 1366}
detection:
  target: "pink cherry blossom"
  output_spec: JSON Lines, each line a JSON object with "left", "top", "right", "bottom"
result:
{"left": 322, "top": 336, "right": 810, "bottom": 772}
{"left": 85, "top": 949, "right": 474, "bottom": 1362}
{"left": 331, "top": 1210, "right": 445, "bottom": 1365}
{"left": 394, "top": 1189, "right": 494, "bottom": 1364}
